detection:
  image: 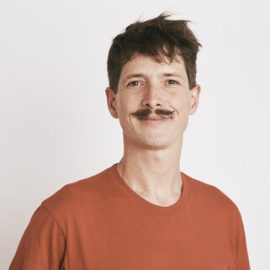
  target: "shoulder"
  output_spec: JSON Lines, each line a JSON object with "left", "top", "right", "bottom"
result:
{"left": 183, "top": 172, "right": 241, "bottom": 218}
{"left": 41, "top": 165, "right": 115, "bottom": 219}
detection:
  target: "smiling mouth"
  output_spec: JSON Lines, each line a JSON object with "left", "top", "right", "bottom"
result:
{"left": 143, "top": 115, "right": 173, "bottom": 122}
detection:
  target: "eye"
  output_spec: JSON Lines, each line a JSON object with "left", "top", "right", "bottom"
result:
{"left": 127, "top": 80, "right": 145, "bottom": 88}
{"left": 167, "top": 79, "right": 180, "bottom": 85}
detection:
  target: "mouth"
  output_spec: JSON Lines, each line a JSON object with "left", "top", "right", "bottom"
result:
{"left": 143, "top": 114, "right": 173, "bottom": 122}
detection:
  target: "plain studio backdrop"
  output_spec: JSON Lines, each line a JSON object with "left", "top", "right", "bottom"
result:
{"left": 0, "top": 0, "right": 269, "bottom": 269}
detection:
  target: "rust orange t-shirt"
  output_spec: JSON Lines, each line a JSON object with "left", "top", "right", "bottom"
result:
{"left": 9, "top": 164, "right": 250, "bottom": 269}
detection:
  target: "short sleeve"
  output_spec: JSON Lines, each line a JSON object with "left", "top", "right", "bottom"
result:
{"left": 233, "top": 208, "right": 250, "bottom": 270}
{"left": 9, "top": 206, "right": 66, "bottom": 270}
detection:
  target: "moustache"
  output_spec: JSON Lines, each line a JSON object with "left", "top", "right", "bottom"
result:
{"left": 131, "top": 108, "right": 175, "bottom": 120}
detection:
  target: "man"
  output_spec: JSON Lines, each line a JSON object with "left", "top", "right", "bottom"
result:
{"left": 9, "top": 14, "right": 250, "bottom": 269}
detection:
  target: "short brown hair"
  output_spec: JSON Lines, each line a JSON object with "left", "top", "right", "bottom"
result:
{"left": 107, "top": 13, "right": 201, "bottom": 92}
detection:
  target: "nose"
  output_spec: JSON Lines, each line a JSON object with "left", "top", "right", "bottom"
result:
{"left": 142, "top": 83, "right": 162, "bottom": 109}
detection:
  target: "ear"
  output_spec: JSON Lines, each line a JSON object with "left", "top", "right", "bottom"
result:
{"left": 189, "top": 84, "right": 201, "bottom": 115}
{"left": 105, "top": 87, "right": 118, "bottom": 118}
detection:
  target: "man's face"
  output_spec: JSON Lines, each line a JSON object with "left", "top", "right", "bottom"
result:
{"left": 106, "top": 54, "right": 200, "bottom": 150}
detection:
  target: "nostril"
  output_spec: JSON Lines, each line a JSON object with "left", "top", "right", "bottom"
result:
{"left": 145, "top": 102, "right": 161, "bottom": 108}
{"left": 143, "top": 99, "right": 162, "bottom": 109}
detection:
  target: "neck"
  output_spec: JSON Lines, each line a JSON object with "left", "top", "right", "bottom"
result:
{"left": 117, "top": 139, "right": 183, "bottom": 206}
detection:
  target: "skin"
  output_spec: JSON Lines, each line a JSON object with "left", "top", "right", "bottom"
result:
{"left": 106, "top": 54, "right": 200, "bottom": 206}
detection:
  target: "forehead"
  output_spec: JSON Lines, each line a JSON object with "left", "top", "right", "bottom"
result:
{"left": 119, "top": 53, "right": 187, "bottom": 79}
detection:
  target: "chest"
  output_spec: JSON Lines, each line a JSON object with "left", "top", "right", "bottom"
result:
{"left": 64, "top": 210, "right": 234, "bottom": 270}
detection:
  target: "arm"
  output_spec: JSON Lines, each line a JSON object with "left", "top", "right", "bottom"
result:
{"left": 9, "top": 206, "right": 66, "bottom": 270}
{"left": 233, "top": 209, "right": 250, "bottom": 270}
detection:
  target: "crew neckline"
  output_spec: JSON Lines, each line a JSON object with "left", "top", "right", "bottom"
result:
{"left": 109, "top": 163, "right": 191, "bottom": 216}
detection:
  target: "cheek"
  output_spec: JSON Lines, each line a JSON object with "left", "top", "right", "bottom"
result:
{"left": 115, "top": 97, "right": 136, "bottom": 122}
{"left": 117, "top": 93, "right": 141, "bottom": 113}
{"left": 170, "top": 93, "right": 191, "bottom": 112}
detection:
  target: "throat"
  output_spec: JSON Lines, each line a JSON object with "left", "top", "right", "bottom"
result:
{"left": 133, "top": 182, "right": 182, "bottom": 207}
{"left": 138, "top": 190, "right": 181, "bottom": 207}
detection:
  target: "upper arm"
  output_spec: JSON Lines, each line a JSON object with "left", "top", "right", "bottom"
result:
{"left": 9, "top": 206, "right": 67, "bottom": 270}
{"left": 232, "top": 208, "right": 250, "bottom": 270}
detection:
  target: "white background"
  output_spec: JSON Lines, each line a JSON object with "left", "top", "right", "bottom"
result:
{"left": 0, "top": 0, "right": 269, "bottom": 269}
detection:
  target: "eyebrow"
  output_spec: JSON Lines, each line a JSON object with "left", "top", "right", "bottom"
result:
{"left": 124, "top": 73, "right": 183, "bottom": 80}
{"left": 125, "top": 73, "right": 144, "bottom": 80}
{"left": 163, "top": 73, "right": 184, "bottom": 78}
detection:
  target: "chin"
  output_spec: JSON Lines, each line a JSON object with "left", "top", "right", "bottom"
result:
{"left": 137, "top": 138, "right": 172, "bottom": 150}
{"left": 124, "top": 133, "right": 179, "bottom": 150}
